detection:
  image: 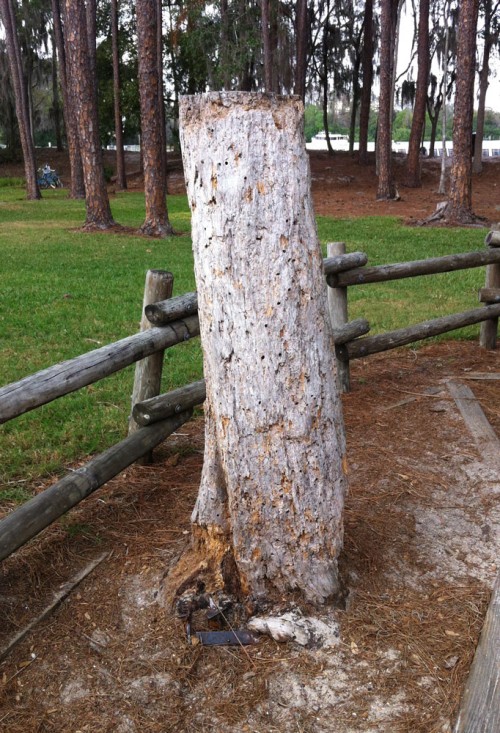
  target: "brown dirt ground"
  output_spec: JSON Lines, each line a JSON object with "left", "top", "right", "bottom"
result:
{"left": 1, "top": 151, "right": 500, "bottom": 732}
{"left": 2, "top": 147, "right": 499, "bottom": 222}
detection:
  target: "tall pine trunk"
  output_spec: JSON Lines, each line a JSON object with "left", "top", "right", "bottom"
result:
{"left": 64, "top": 0, "right": 115, "bottom": 228}
{"left": 136, "top": 0, "right": 173, "bottom": 236}
{"left": 294, "top": 0, "right": 308, "bottom": 100}
{"left": 111, "top": 0, "right": 127, "bottom": 190}
{"left": 444, "top": 0, "right": 480, "bottom": 222}
{"left": 404, "top": 0, "right": 430, "bottom": 187}
{"left": 261, "top": 0, "right": 273, "bottom": 92}
{"left": 51, "top": 33, "right": 63, "bottom": 151}
{"left": 472, "top": 0, "right": 495, "bottom": 175}
{"left": 376, "top": 0, "right": 397, "bottom": 198}
{"left": 176, "top": 93, "right": 347, "bottom": 606}
{"left": 52, "top": 0, "right": 85, "bottom": 199}
{"left": 358, "top": 0, "right": 374, "bottom": 165}
{"left": 156, "top": 0, "right": 167, "bottom": 193}
{"left": 348, "top": 53, "right": 361, "bottom": 154}
{"left": 0, "top": 0, "right": 40, "bottom": 200}
{"left": 85, "top": 0, "right": 98, "bottom": 106}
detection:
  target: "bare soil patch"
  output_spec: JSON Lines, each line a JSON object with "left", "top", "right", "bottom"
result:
{"left": 309, "top": 151, "right": 500, "bottom": 224}
{"left": 2, "top": 148, "right": 500, "bottom": 224}
{"left": 1, "top": 150, "right": 500, "bottom": 732}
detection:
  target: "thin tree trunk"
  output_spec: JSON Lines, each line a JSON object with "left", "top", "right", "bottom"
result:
{"left": 321, "top": 4, "right": 334, "bottom": 157}
{"left": 219, "top": 0, "right": 231, "bottom": 90}
{"left": 294, "top": 0, "right": 308, "bottom": 100}
{"left": 176, "top": 92, "right": 347, "bottom": 606}
{"left": 358, "top": 0, "right": 374, "bottom": 165}
{"left": 24, "top": 52, "right": 34, "bottom": 145}
{"left": 438, "top": 5, "right": 450, "bottom": 196}
{"left": 0, "top": 0, "right": 40, "bottom": 199}
{"left": 376, "top": 0, "right": 397, "bottom": 198}
{"left": 427, "top": 94, "right": 442, "bottom": 159}
{"left": 348, "top": 53, "right": 361, "bottom": 154}
{"left": 404, "top": 0, "right": 430, "bottom": 187}
{"left": 445, "top": 0, "right": 480, "bottom": 222}
{"left": 322, "top": 71, "right": 334, "bottom": 156}
{"left": 438, "top": 102, "right": 448, "bottom": 195}
{"left": 51, "top": 32, "right": 63, "bottom": 151}
{"left": 52, "top": 0, "right": 85, "bottom": 199}
{"left": 136, "top": 0, "right": 173, "bottom": 236}
{"left": 64, "top": 0, "right": 115, "bottom": 228}
{"left": 261, "top": 0, "right": 273, "bottom": 92}
{"left": 269, "top": 0, "right": 279, "bottom": 92}
{"left": 472, "top": 0, "right": 498, "bottom": 174}
{"left": 111, "top": 0, "right": 127, "bottom": 190}
{"left": 5, "top": 94, "right": 19, "bottom": 152}
{"left": 156, "top": 0, "right": 167, "bottom": 192}
{"left": 472, "top": 49, "right": 488, "bottom": 175}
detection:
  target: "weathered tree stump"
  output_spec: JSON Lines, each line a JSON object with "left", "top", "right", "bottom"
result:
{"left": 173, "top": 92, "right": 348, "bottom": 607}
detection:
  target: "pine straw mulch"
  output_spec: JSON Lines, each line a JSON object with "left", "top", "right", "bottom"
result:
{"left": 0, "top": 340, "right": 499, "bottom": 733}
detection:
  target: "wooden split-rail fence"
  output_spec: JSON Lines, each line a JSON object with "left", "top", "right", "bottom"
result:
{"left": 0, "top": 231, "right": 499, "bottom": 562}
{"left": 1, "top": 230, "right": 499, "bottom": 732}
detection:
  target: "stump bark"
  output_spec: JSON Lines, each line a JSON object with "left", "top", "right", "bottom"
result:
{"left": 178, "top": 92, "right": 347, "bottom": 606}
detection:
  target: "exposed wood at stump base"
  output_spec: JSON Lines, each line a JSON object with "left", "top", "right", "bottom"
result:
{"left": 161, "top": 526, "right": 246, "bottom": 610}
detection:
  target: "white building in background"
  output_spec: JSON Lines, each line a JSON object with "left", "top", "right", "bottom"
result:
{"left": 306, "top": 132, "right": 500, "bottom": 158}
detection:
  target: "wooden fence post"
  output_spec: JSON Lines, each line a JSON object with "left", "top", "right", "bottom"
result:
{"left": 327, "top": 242, "right": 350, "bottom": 392}
{"left": 129, "top": 270, "right": 174, "bottom": 456}
{"left": 480, "top": 230, "right": 500, "bottom": 350}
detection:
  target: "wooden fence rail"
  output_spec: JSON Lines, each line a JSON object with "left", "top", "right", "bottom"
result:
{"left": 328, "top": 249, "right": 500, "bottom": 288}
{"left": 146, "top": 291, "right": 199, "bottom": 327}
{"left": 0, "top": 410, "right": 192, "bottom": 563}
{"left": 342, "top": 304, "right": 500, "bottom": 360}
{"left": 133, "top": 380, "right": 207, "bottom": 426}
{"left": 131, "top": 317, "right": 370, "bottom": 427}
{"left": 0, "top": 315, "right": 200, "bottom": 425}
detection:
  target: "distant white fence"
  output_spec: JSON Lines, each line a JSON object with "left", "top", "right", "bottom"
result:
{"left": 306, "top": 135, "right": 500, "bottom": 158}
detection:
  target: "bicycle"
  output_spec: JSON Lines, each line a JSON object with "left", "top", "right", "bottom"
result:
{"left": 37, "top": 167, "right": 63, "bottom": 189}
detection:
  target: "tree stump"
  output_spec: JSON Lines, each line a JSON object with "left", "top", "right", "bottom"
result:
{"left": 176, "top": 92, "right": 348, "bottom": 606}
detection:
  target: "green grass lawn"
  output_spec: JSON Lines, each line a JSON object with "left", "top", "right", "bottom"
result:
{"left": 0, "top": 183, "right": 490, "bottom": 498}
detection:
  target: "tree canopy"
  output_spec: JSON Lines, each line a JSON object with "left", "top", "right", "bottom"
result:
{"left": 1, "top": 0, "right": 499, "bottom": 219}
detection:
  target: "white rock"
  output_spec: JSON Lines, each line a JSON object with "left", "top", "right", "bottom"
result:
{"left": 247, "top": 611, "right": 340, "bottom": 648}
